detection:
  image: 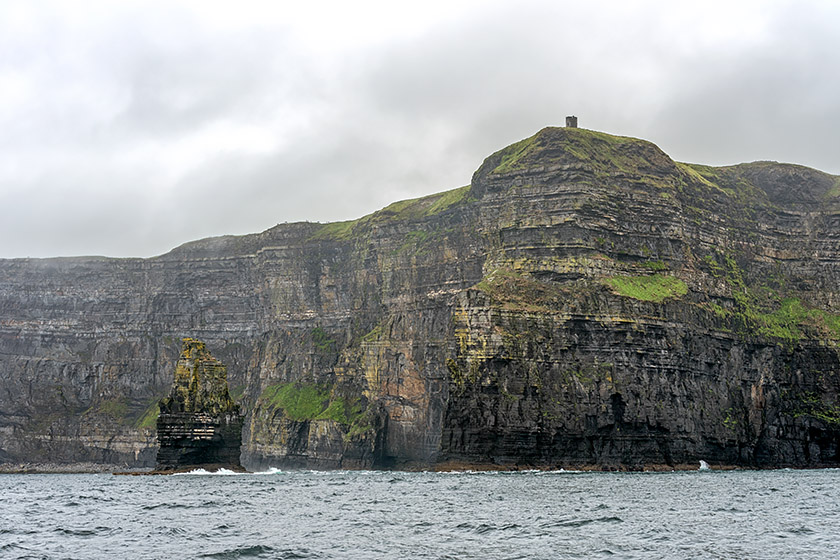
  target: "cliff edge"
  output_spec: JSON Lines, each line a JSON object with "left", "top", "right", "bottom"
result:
{"left": 1, "top": 126, "right": 838, "bottom": 470}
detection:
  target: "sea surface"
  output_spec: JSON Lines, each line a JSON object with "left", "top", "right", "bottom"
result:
{"left": 1, "top": 468, "right": 838, "bottom": 559}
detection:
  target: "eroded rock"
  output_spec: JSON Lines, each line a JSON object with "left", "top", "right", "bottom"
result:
{"left": 155, "top": 338, "right": 243, "bottom": 471}
{"left": 1, "top": 127, "right": 839, "bottom": 471}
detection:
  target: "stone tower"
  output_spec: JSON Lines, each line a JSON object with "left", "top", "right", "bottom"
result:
{"left": 155, "top": 338, "right": 244, "bottom": 471}
{"left": 566, "top": 115, "right": 578, "bottom": 128}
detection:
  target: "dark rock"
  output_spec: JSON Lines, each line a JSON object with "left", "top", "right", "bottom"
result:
{"left": 155, "top": 339, "right": 243, "bottom": 471}
{"left": 1, "top": 126, "right": 839, "bottom": 471}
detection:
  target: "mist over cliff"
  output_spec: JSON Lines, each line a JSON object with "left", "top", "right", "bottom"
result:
{"left": 1, "top": 127, "right": 839, "bottom": 470}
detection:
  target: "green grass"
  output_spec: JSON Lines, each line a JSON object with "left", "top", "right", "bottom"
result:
{"left": 792, "top": 392, "right": 840, "bottom": 425}
{"left": 308, "top": 219, "right": 358, "bottom": 241}
{"left": 493, "top": 136, "right": 538, "bottom": 174}
{"left": 641, "top": 260, "right": 668, "bottom": 271}
{"left": 370, "top": 186, "right": 471, "bottom": 222}
{"left": 135, "top": 401, "right": 160, "bottom": 429}
{"left": 751, "top": 298, "right": 840, "bottom": 342}
{"left": 675, "top": 162, "right": 727, "bottom": 193}
{"left": 606, "top": 274, "right": 688, "bottom": 303}
{"left": 259, "top": 382, "right": 366, "bottom": 427}
{"left": 702, "top": 251, "right": 840, "bottom": 343}
{"left": 826, "top": 176, "right": 840, "bottom": 199}
{"left": 260, "top": 383, "right": 330, "bottom": 421}
{"left": 678, "top": 161, "right": 787, "bottom": 211}
{"left": 425, "top": 185, "right": 471, "bottom": 214}
{"left": 83, "top": 397, "right": 129, "bottom": 423}
{"left": 491, "top": 128, "right": 676, "bottom": 186}
{"left": 229, "top": 385, "right": 245, "bottom": 403}
{"left": 307, "top": 185, "right": 472, "bottom": 242}
{"left": 361, "top": 324, "right": 383, "bottom": 342}
{"left": 316, "top": 397, "right": 364, "bottom": 424}
{"left": 397, "top": 230, "right": 431, "bottom": 253}
{"left": 99, "top": 398, "right": 128, "bottom": 419}
{"left": 311, "top": 327, "right": 336, "bottom": 354}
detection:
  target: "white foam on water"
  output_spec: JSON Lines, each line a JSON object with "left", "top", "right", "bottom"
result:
{"left": 172, "top": 467, "right": 286, "bottom": 476}
{"left": 173, "top": 468, "right": 242, "bottom": 476}
{"left": 253, "top": 467, "right": 283, "bottom": 475}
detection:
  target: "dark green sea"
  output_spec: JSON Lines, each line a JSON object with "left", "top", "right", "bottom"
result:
{"left": 1, "top": 468, "right": 838, "bottom": 559}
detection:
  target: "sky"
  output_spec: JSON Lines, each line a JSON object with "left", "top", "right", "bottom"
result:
{"left": 1, "top": 0, "right": 838, "bottom": 258}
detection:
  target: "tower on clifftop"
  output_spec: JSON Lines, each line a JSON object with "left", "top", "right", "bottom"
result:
{"left": 565, "top": 115, "right": 578, "bottom": 128}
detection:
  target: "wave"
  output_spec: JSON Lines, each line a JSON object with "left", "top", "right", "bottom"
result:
{"left": 53, "top": 526, "right": 119, "bottom": 537}
{"left": 454, "top": 522, "right": 525, "bottom": 534}
{"left": 199, "top": 545, "right": 313, "bottom": 559}
{"left": 141, "top": 502, "right": 195, "bottom": 510}
{"left": 169, "top": 467, "right": 285, "bottom": 476}
{"left": 173, "top": 468, "right": 244, "bottom": 476}
{"left": 254, "top": 467, "right": 283, "bottom": 475}
{"left": 543, "top": 516, "right": 623, "bottom": 529}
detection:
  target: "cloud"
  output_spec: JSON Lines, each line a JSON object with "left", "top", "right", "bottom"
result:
{"left": 647, "top": 3, "right": 840, "bottom": 170}
{"left": 0, "top": 1, "right": 838, "bottom": 257}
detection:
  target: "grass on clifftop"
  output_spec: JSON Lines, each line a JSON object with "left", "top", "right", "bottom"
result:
{"left": 491, "top": 127, "right": 675, "bottom": 182}
{"left": 606, "top": 274, "right": 688, "bottom": 303}
{"left": 308, "top": 185, "right": 472, "bottom": 242}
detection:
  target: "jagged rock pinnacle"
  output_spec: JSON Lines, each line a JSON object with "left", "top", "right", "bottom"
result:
{"left": 155, "top": 338, "right": 244, "bottom": 471}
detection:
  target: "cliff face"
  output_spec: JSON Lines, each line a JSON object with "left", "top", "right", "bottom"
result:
{"left": 1, "top": 127, "right": 839, "bottom": 470}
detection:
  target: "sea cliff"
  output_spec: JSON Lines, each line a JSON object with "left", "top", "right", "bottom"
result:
{"left": 1, "top": 127, "right": 838, "bottom": 470}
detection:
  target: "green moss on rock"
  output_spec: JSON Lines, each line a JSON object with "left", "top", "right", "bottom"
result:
{"left": 704, "top": 251, "right": 840, "bottom": 343}
{"left": 259, "top": 382, "right": 366, "bottom": 427}
{"left": 606, "top": 274, "right": 688, "bottom": 303}
{"left": 261, "top": 382, "right": 330, "bottom": 421}
{"left": 307, "top": 185, "right": 472, "bottom": 242}
{"left": 311, "top": 327, "right": 336, "bottom": 354}
{"left": 135, "top": 401, "right": 160, "bottom": 430}
{"left": 83, "top": 397, "right": 130, "bottom": 424}
{"left": 491, "top": 127, "right": 677, "bottom": 184}
{"left": 792, "top": 392, "right": 840, "bottom": 426}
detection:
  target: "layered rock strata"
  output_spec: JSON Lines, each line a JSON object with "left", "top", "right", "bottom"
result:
{"left": 155, "top": 338, "right": 243, "bottom": 470}
{"left": 0, "top": 127, "right": 839, "bottom": 470}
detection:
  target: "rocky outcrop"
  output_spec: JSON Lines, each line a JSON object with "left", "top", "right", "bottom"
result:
{"left": 0, "top": 126, "right": 839, "bottom": 470}
{"left": 155, "top": 338, "right": 243, "bottom": 471}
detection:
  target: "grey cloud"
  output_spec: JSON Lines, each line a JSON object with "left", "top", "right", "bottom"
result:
{"left": 647, "top": 5, "right": 840, "bottom": 171}
{"left": 0, "top": 1, "right": 838, "bottom": 258}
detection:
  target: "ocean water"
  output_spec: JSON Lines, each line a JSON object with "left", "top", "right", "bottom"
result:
{"left": 1, "top": 468, "right": 838, "bottom": 559}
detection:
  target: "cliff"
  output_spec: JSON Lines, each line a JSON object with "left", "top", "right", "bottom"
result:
{"left": 1, "top": 127, "right": 838, "bottom": 470}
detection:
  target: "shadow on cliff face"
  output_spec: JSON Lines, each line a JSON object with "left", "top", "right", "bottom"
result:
{"left": 1, "top": 126, "right": 840, "bottom": 470}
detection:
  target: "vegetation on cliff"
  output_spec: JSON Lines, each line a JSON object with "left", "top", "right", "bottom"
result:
{"left": 258, "top": 382, "right": 368, "bottom": 429}
{"left": 3, "top": 126, "right": 840, "bottom": 471}
{"left": 490, "top": 127, "right": 679, "bottom": 183}
{"left": 308, "top": 184, "right": 473, "bottom": 242}
{"left": 606, "top": 274, "right": 688, "bottom": 303}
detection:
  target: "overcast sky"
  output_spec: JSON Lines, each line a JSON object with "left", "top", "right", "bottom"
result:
{"left": 1, "top": 0, "right": 838, "bottom": 258}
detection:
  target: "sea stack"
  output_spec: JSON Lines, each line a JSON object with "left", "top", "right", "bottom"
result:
{"left": 155, "top": 338, "right": 244, "bottom": 471}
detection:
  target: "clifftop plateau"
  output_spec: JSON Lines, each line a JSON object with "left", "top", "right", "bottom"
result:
{"left": 1, "top": 127, "right": 839, "bottom": 471}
